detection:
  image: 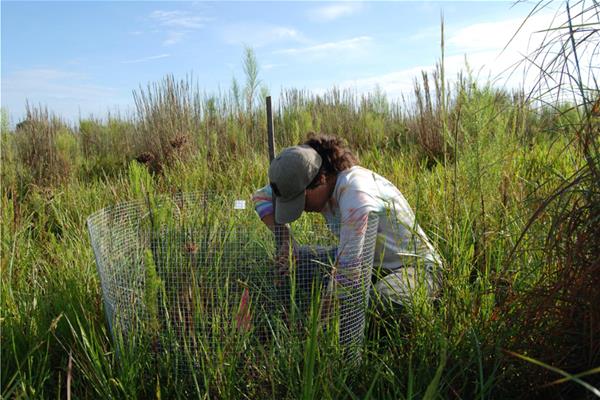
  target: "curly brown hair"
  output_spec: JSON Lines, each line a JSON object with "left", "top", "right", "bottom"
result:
{"left": 303, "top": 133, "right": 358, "bottom": 188}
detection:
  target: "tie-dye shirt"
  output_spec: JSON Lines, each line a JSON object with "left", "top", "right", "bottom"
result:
{"left": 252, "top": 166, "right": 442, "bottom": 272}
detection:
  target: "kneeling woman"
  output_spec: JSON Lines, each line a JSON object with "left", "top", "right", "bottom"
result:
{"left": 252, "top": 134, "right": 442, "bottom": 309}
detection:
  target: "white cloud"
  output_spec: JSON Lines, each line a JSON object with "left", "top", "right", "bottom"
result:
{"left": 163, "top": 31, "right": 185, "bottom": 46}
{"left": 148, "top": 9, "right": 211, "bottom": 46}
{"left": 308, "top": 3, "right": 363, "bottom": 22}
{"left": 334, "top": 66, "right": 430, "bottom": 100}
{"left": 313, "top": 6, "right": 596, "bottom": 105}
{"left": 407, "top": 26, "right": 439, "bottom": 42}
{"left": 329, "top": 8, "right": 589, "bottom": 103}
{"left": 349, "top": 11, "right": 568, "bottom": 99}
{"left": 221, "top": 24, "right": 305, "bottom": 47}
{"left": 121, "top": 54, "right": 171, "bottom": 64}
{"left": 276, "top": 36, "right": 372, "bottom": 56}
{"left": 333, "top": 51, "right": 532, "bottom": 103}
{"left": 149, "top": 10, "right": 210, "bottom": 29}
{"left": 443, "top": 12, "right": 578, "bottom": 91}
{"left": 448, "top": 13, "right": 555, "bottom": 53}
{"left": 263, "top": 63, "right": 285, "bottom": 71}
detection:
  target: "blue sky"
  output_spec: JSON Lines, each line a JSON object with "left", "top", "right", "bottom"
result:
{"left": 1, "top": 1, "right": 557, "bottom": 123}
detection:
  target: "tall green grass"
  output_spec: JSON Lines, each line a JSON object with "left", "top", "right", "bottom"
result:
{"left": 2, "top": 5, "right": 599, "bottom": 397}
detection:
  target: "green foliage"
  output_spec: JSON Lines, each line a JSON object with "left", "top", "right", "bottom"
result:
{"left": 4, "top": 100, "right": 591, "bottom": 398}
{"left": 0, "top": 107, "right": 9, "bottom": 134}
{"left": 143, "top": 249, "right": 163, "bottom": 337}
{"left": 1, "top": 122, "right": 18, "bottom": 191}
{"left": 243, "top": 46, "right": 261, "bottom": 113}
{"left": 128, "top": 160, "right": 154, "bottom": 199}
{"left": 79, "top": 118, "right": 135, "bottom": 177}
{"left": 3, "top": 9, "right": 599, "bottom": 396}
{"left": 13, "top": 104, "right": 74, "bottom": 185}
{"left": 55, "top": 128, "right": 80, "bottom": 175}
{"left": 132, "top": 74, "right": 200, "bottom": 173}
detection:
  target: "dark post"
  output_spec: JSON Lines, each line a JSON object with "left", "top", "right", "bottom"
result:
{"left": 266, "top": 96, "right": 275, "bottom": 162}
{"left": 266, "top": 96, "right": 284, "bottom": 251}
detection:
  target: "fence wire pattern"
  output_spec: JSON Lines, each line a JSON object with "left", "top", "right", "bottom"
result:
{"left": 87, "top": 192, "right": 379, "bottom": 368}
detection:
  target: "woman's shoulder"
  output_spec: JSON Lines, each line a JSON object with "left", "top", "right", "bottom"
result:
{"left": 337, "top": 166, "right": 383, "bottom": 189}
{"left": 335, "top": 167, "right": 382, "bottom": 202}
{"left": 337, "top": 166, "right": 404, "bottom": 200}
{"left": 338, "top": 165, "right": 373, "bottom": 181}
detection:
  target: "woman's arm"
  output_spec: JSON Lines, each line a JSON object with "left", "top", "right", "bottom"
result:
{"left": 323, "top": 188, "right": 376, "bottom": 321}
{"left": 252, "top": 185, "right": 297, "bottom": 276}
{"left": 336, "top": 190, "right": 375, "bottom": 274}
{"left": 259, "top": 213, "right": 293, "bottom": 251}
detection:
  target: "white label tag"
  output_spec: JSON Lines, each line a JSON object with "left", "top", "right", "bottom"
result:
{"left": 234, "top": 200, "right": 246, "bottom": 210}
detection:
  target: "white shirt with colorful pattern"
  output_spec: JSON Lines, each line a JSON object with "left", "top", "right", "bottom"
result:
{"left": 253, "top": 166, "right": 442, "bottom": 275}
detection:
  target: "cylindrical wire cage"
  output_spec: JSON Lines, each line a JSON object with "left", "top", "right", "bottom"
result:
{"left": 87, "top": 192, "right": 379, "bottom": 369}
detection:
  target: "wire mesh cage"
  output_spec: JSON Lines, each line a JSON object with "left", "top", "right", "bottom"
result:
{"left": 87, "top": 192, "right": 379, "bottom": 370}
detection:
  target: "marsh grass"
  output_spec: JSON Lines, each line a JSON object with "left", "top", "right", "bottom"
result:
{"left": 79, "top": 117, "right": 136, "bottom": 178}
{"left": 12, "top": 103, "right": 77, "bottom": 186}
{"left": 1, "top": 94, "right": 584, "bottom": 399}
{"left": 0, "top": 112, "right": 583, "bottom": 399}
{"left": 496, "top": 2, "right": 600, "bottom": 396}
{"left": 2, "top": 2, "right": 599, "bottom": 397}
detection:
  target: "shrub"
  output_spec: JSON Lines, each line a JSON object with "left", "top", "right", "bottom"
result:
{"left": 14, "top": 104, "right": 75, "bottom": 185}
{"left": 132, "top": 75, "right": 200, "bottom": 174}
{"left": 79, "top": 118, "right": 135, "bottom": 177}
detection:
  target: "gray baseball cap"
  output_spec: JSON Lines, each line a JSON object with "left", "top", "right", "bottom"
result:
{"left": 268, "top": 145, "right": 322, "bottom": 223}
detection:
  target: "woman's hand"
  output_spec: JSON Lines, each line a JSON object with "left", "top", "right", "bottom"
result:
{"left": 275, "top": 242, "right": 298, "bottom": 276}
{"left": 261, "top": 213, "right": 299, "bottom": 285}
{"left": 273, "top": 239, "right": 298, "bottom": 285}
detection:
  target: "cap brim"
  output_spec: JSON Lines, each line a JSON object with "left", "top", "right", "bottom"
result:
{"left": 275, "top": 190, "right": 305, "bottom": 224}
